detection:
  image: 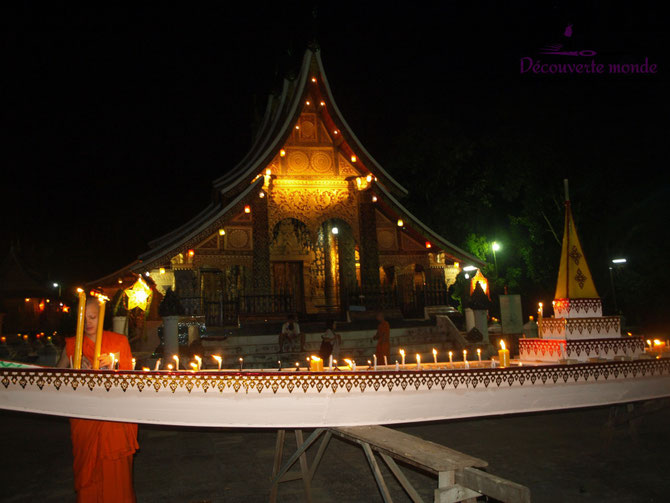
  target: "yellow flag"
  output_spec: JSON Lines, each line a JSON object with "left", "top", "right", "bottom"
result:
{"left": 554, "top": 204, "right": 599, "bottom": 299}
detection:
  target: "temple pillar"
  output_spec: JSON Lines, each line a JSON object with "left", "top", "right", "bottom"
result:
{"left": 338, "top": 225, "right": 357, "bottom": 309}
{"left": 252, "top": 195, "right": 271, "bottom": 295}
{"left": 358, "top": 191, "right": 380, "bottom": 300}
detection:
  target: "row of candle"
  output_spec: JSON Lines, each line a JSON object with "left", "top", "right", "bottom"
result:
{"left": 137, "top": 342, "right": 511, "bottom": 373}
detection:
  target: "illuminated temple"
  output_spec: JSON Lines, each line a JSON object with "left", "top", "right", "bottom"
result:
{"left": 98, "top": 48, "right": 483, "bottom": 325}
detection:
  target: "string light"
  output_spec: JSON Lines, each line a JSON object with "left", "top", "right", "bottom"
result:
{"left": 311, "top": 77, "right": 317, "bottom": 83}
{"left": 366, "top": 174, "right": 372, "bottom": 182}
{"left": 279, "top": 149, "right": 286, "bottom": 157}
{"left": 188, "top": 249, "right": 195, "bottom": 257}
{"left": 159, "top": 268, "right": 166, "bottom": 274}
{"left": 305, "top": 100, "right": 310, "bottom": 105}
{"left": 425, "top": 242, "right": 432, "bottom": 249}
{"left": 244, "top": 205, "right": 251, "bottom": 214}
{"left": 259, "top": 191, "right": 265, "bottom": 198}
{"left": 319, "top": 101, "right": 325, "bottom": 106}
{"left": 219, "top": 228, "right": 225, "bottom": 236}
{"left": 397, "top": 219, "right": 404, "bottom": 227}
{"left": 295, "top": 125, "right": 300, "bottom": 130}
{"left": 265, "top": 168, "right": 272, "bottom": 175}
{"left": 372, "top": 195, "right": 378, "bottom": 202}
{"left": 351, "top": 155, "right": 357, "bottom": 162}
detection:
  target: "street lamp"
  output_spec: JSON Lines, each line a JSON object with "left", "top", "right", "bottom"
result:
{"left": 52, "top": 282, "right": 61, "bottom": 298}
{"left": 492, "top": 241, "right": 501, "bottom": 274}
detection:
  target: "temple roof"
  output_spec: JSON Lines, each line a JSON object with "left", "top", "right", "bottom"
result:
{"left": 0, "top": 246, "right": 50, "bottom": 298}
{"left": 131, "top": 47, "right": 485, "bottom": 272}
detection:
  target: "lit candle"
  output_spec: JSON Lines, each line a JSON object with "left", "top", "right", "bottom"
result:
{"left": 92, "top": 296, "right": 107, "bottom": 370}
{"left": 448, "top": 351, "right": 453, "bottom": 366}
{"left": 309, "top": 356, "right": 324, "bottom": 372}
{"left": 173, "top": 354, "right": 179, "bottom": 371}
{"left": 498, "top": 340, "right": 510, "bottom": 368}
{"left": 73, "top": 288, "right": 86, "bottom": 369}
{"left": 373, "top": 354, "right": 377, "bottom": 370}
{"left": 416, "top": 354, "right": 421, "bottom": 370}
{"left": 328, "top": 355, "right": 333, "bottom": 370}
{"left": 131, "top": 357, "right": 136, "bottom": 370}
{"left": 463, "top": 349, "right": 467, "bottom": 363}
{"left": 154, "top": 358, "right": 161, "bottom": 371}
{"left": 278, "top": 360, "right": 282, "bottom": 371}
{"left": 142, "top": 367, "right": 150, "bottom": 371}
{"left": 295, "top": 361, "right": 300, "bottom": 371}
{"left": 395, "top": 360, "right": 399, "bottom": 371}
{"left": 383, "top": 356, "right": 388, "bottom": 366}
{"left": 212, "top": 355, "right": 222, "bottom": 370}
{"left": 344, "top": 358, "right": 355, "bottom": 371}
{"left": 109, "top": 353, "right": 115, "bottom": 370}
{"left": 646, "top": 339, "right": 653, "bottom": 350}
{"left": 400, "top": 349, "right": 405, "bottom": 368}
{"left": 190, "top": 362, "right": 198, "bottom": 371}
{"left": 239, "top": 357, "right": 244, "bottom": 370}
{"left": 194, "top": 355, "right": 202, "bottom": 371}
{"left": 112, "top": 355, "right": 118, "bottom": 370}
{"left": 432, "top": 348, "right": 438, "bottom": 365}
{"left": 167, "top": 363, "right": 173, "bottom": 371}
{"left": 477, "top": 348, "right": 482, "bottom": 362}
{"left": 69, "top": 355, "right": 73, "bottom": 368}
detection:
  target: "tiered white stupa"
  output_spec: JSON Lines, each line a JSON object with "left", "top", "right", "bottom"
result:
{"left": 519, "top": 180, "right": 644, "bottom": 362}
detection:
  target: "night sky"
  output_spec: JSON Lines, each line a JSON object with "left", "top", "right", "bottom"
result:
{"left": 3, "top": 3, "right": 668, "bottom": 305}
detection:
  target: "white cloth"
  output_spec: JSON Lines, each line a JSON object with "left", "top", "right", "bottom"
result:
{"left": 281, "top": 322, "right": 300, "bottom": 337}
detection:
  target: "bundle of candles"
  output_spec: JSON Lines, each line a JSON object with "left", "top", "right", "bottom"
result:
{"left": 70, "top": 288, "right": 111, "bottom": 370}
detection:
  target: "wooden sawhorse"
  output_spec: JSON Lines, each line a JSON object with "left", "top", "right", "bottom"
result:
{"left": 269, "top": 426, "right": 530, "bottom": 503}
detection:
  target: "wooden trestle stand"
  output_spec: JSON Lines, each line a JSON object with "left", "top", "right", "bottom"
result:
{"left": 270, "top": 426, "right": 530, "bottom": 503}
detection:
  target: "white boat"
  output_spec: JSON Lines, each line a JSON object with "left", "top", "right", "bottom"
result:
{"left": 1, "top": 358, "right": 669, "bottom": 427}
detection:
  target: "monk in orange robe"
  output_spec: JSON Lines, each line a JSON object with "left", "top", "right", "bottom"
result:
{"left": 372, "top": 311, "right": 390, "bottom": 362}
{"left": 57, "top": 298, "right": 139, "bottom": 502}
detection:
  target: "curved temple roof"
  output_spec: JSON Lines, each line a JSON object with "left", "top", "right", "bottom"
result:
{"left": 129, "top": 47, "right": 484, "bottom": 274}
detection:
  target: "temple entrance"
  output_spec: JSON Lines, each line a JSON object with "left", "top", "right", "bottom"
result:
{"left": 272, "top": 261, "right": 305, "bottom": 314}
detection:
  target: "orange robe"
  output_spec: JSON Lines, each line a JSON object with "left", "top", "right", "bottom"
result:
{"left": 374, "top": 321, "right": 391, "bottom": 361}
{"left": 65, "top": 331, "right": 139, "bottom": 503}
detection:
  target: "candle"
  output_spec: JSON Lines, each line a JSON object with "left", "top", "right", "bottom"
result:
{"left": 92, "top": 296, "right": 107, "bottom": 370}
{"left": 190, "top": 362, "right": 198, "bottom": 371}
{"left": 309, "top": 356, "right": 324, "bottom": 372}
{"left": 112, "top": 356, "right": 118, "bottom": 370}
{"left": 448, "top": 351, "right": 453, "bottom": 366}
{"left": 173, "top": 354, "right": 179, "bottom": 371}
{"left": 400, "top": 349, "right": 405, "bottom": 368}
{"left": 212, "top": 355, "right": 222, "bottom": 370}
{"left": 328, "top": 355, "right": 333, "bottom": 371}
{"left": 73, "top": 288, "right": 86, "bottom": 369}
{"left": 154, "top": 358, "right": 161, "bottom": 371}
{"left": 167, "top": 364, "right": 173, "bottom": 371}
{"left": 239, "top": 357, "right": 244, "bottom": 370}
{"left": 432, "top": 348, "right": 437, "bottom": 365}
{"left": 194, "top": 355, "right": 202, "bottom": 371}
{"left": 131, "top": 358, "right": 136, "bottom": 370}
{"left": 383, "top": 356, "right": 388, "bottom": 366}
{"left": 344, "top": 358, "right": 354, "bottom": 370}
{"left": 463, "top": 350, "right": 467, "bottom": 363}
{"left": 373, "top": 354, "right": 377, "bottom": 371}
{"left": 333, "top": 359, "right": 338, "bottom": 370}
{"left": 295, "top": 361, "right": 300, "bottom": 371}
{"left": 498, "top": 340, "right": 510, "bottom": 368}
{"left": 416, "top": 354, "right": 421, "bottom": 370}
{"left": 142, "top": 367, "right": 150, "bottom": 371}
{"left": 109, "top": 353, "right": 115, "bottom": 370}
{"left": 395, "top": 360, "right": 399, "bottom": 371}
{"left": 69, "top": 355, "right": 73, "bottom": 368}
{"left": 477, "top": 348, "right": 482, "bottom": 362}
{"left": 278, "top": 360, "right": 282, "bottom": 371}
{"left": 537, "top": 302, "right": 544, "bottom": 338}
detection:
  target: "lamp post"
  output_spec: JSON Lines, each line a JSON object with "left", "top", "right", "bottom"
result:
{"left": 491, "top": 242, "right": 501, "bottom": 275}
{"left": 609, "top": 258, "right": 626, "bottom": 314}
{"left": 52, "top": 282, "right": 61, "bottom": 298}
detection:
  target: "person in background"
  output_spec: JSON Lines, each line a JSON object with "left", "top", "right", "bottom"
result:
{"left": 320, "top": 319, "right": 341, "bottom": 360}
{"left": 279, "top": 314, "right": 305, "bottom": 352}
{"left": 56, "top": 298, "right": 138, "bottom": 503}
{"left": 372, "top": 311, "right": 390, "bottom": 364}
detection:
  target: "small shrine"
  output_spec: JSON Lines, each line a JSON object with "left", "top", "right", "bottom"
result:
{"left": 519, "top": 181, "right": 644, "bottom": 362}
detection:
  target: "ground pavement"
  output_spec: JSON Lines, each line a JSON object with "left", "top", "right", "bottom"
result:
{"left": 1, "top": 404, "right": 669, "bottom": 502}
